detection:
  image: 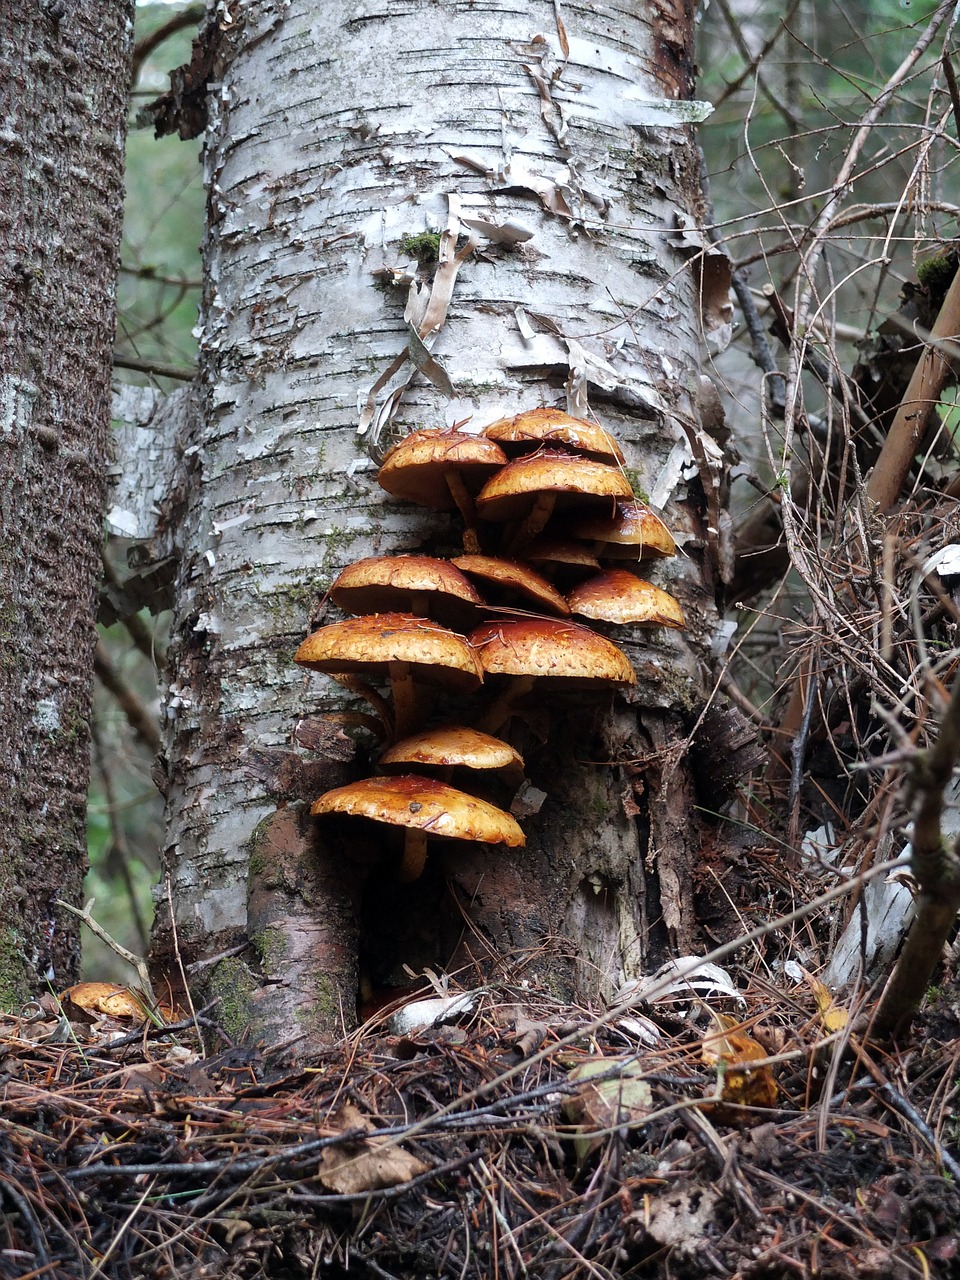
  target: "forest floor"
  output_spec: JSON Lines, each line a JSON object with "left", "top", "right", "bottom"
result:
{"left": 3, "top": 933, "right": 960, "bottom": 1280}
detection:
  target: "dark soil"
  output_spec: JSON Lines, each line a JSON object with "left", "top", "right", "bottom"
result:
{"left": 2, "top": 973, "right": 959, "bottom": 1280}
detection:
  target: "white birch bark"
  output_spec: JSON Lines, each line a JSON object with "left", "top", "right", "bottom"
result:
{"left": 155, "top": 0, "right": 724, "bottom": 1041}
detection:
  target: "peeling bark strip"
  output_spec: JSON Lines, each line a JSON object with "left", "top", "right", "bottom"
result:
{"left": 157, "top": 0, "right": 724, "bottom": 1039}
{"left": 0, "top": 3, "right": 133, "bottom": 1002}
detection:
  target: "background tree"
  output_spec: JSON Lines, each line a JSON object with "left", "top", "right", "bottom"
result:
{"left": 0, "top": 3, "right": 133, "bottom": 1003}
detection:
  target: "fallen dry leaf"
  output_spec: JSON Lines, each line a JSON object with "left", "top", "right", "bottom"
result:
{"left": 316, "top": 1102, "right": 429, "bottom": 1195}
{"left": 701, "top": 1015, "right": 778, "bottom": 1117}
{"left": 564, "top": 1058, "right": 653, "bottom": 1161}
{"left": 801, "top": 968, "right": 849, "bottom": 1034}
{"left": 630, "top": 1186, "right": 720, "bottom": 1254}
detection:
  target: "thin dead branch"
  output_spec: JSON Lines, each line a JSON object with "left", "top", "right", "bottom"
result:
{"left": 94, "top": 640, "right": 162, "bottom": 756}
{"left": 871, "top": 671, "right": 960, "bottom": 1039}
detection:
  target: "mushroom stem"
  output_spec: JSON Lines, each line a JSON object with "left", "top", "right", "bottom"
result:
{"left": 444, "top": 468, "right": 480, "bottom": 552}
{"left": 334, "top": 676, "right": 395, "bottom": 738}
{"left": 398, "top": 829, "right": 429, "bottom": 882}
{"left": 504, "top": 493, "right": 556, "bottom": 556}
{"left": 476, "top": 675, "right": 537, "bottom": 734}
{"left": 388, "top": 661, "right": 418, "bottom": 739}
{"left": 322, "top": 709, "right": 389, "bottom": 740}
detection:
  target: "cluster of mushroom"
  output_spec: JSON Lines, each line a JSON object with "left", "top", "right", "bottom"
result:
{"left": 293, "top": 409, "right": 684, "bottom": 881}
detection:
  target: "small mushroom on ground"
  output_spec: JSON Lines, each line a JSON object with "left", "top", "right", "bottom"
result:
{"left": 311, "top": 773, "right": 525, "bottom": 881}
{"left": 567, "top": 569, "right": 685, "bottom": 629}
{"left": 481, "top": 407, "right": 626, "bottom": 466}
{"left": 294, "top": 612, "right": 483, "bottom": 738}
{"left": 475, "top": 450, "right": 634, "bottom": 552}
{"left": 380, "top": 724, "right": 525, "bottom": 789}
{"left": 468, "top": 617, "right": 636, "bottom": 731}
{"left": 377, "top": 429, "right": 507, "bottom": 552}
{"left": 330, "top": 555, "right": 483, "bottom": 630}
{"left": 452, "top": 553, "right": 570, "bottom": 617}
{"left": 570, "top": 499, "right": 677, "bottom": 560}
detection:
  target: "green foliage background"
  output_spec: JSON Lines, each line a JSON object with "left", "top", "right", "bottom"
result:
{"left": 118, "top": 5, "right": 204, "bottom": 379}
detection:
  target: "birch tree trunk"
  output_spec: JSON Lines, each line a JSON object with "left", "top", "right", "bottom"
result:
{"left": 154, "top": 0, "right": 727, "bottom": 1044}
{"left": 0, "top": 2, "right": 133, "bottom": 1004}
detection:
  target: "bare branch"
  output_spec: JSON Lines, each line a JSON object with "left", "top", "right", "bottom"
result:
{"left": 94, "top": 640, "right": 162, "bottom": 756}
{"left": 113, "top": 354, "right": 195, "bottom": 383}
{"left": 871, "top": 672, "right": 960, "bottom": 1039}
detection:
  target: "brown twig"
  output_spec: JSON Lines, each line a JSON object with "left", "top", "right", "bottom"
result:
{"left": 712, "top": 0, "right": 802, "bottom": 132}
{"left": 101, "top": 555, "right": 168, "bottom": 667}
{"left": 130, "top": 4, "right": 204, "bottom": 83}
{"left": 711, "top": 0, "right": 800, "bottom": 111}
{"left": 699, "top": 152, "right": 785, "bottom": 419}
{"left": 90, "top": 721, "right": 151, "bottom": 953}
{"left": 113, "top": 354, "right": 195, "bottom": 383}
{"left": 118, "top": 265, "right": 202, "bottom": 290}
{"left": 766, "top": 262, "right": 960, "bottom": 783}
{"left": 865, "top": 261, "right": 960, "bottom": 511}
{"left": 56, "top": 899, "right": 155, "bottom": 1004}
{"left": 870, "top": 670, "right": 960, "bottom": 1039}
{"left": 940, "top": 48, "right": 960, "bottom": 138}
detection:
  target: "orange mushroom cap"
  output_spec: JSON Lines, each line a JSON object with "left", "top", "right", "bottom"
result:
{"left": 330, "top": 556, "right": 483, "bottom": 628}
{"left": 567, "top": 570, "right": 685, "bottom": 628}
{"left": 468, "top": 617, "right": 636, "bottom": 686}
{"left": 380, "top": 725, "right": 524, "bottom": 777}
{"left": 377, "top": 430, "right": 507, "bottom": 509}
{"left": 311, "top": 774, "right": 525, "bottom": 847}
{"left": 569, "top": 500, "right": 677, "bottom": 559}
{"left": 524, "top": 537, "right": 601, "bottom": 573}
{"left": 294, "top": 613, "right": 483, "bottom": 693}
{"left": 452, "top": 554, "right": 570, "bottom": 617}
{"left": 482, "top": 407, "right": 626, "bottom": 466}
{"left": 475, "top": 451, "right": 633, "bottom": 523}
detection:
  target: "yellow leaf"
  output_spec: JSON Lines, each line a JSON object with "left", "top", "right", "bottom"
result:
{"left": 701, "top": 1015, "right": 778, "bottom": 1115}
{"left": 798, "top": 968, "right": 848, "bottom": 1033}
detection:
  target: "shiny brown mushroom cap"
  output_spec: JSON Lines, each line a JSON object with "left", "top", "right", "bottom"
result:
{"left": 469, "top": 618, "right": 636, "bottom": 686}
{"left": 377, "top": 430, "right": 507, "bottom": 509}
{"left": 451, "top": 554, "right": 570, "bottom": 617}
{"left": 475, "top": 451, "right": 633, "bottom": 523}
{"left": 294, "top": 613, "right": 483, "bottom": 693}
{"left": 311, "top": 774, "right": 525, "bottom": 846}
{"left": 570, "top": 500, "right": 677, "bottom": 559}
{"left": 482, "top": 407, "right": 626, "bottom": 466}
{"left": 524, "top": 537, "right": 602, "bottom": 573}
{"left": 330, "top": 556, "right": 483, "bottom": 626}
{"left": 380, "top": 725, "right": 524, "bottom": 774}
{"left": 567, "top": 570, "right": 685, "bottom": 628}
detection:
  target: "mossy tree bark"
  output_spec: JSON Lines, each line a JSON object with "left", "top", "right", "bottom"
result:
{"left": 0, "top": 2, "right": 133, "bottom": 1005}
{"left": 154, "top": 0, "right": 731, "bottom": 1043}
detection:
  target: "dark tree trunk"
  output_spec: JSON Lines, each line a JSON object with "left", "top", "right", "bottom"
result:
{"left": 0, "top": 1, "right": 133, "bottom": 1003}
